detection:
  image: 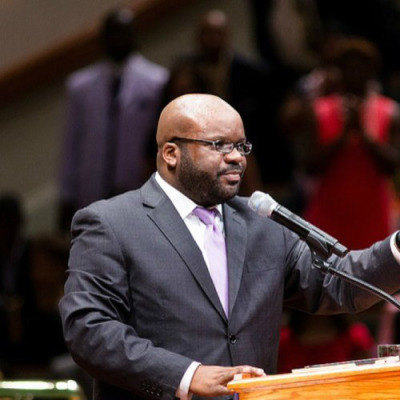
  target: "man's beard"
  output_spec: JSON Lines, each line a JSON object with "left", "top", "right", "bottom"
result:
{"left": 178, "top": 148, "right": 243, "bottom": 207}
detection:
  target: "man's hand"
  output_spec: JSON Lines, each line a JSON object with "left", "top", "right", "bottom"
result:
{"left": 190, "top": 365, "right": 265, "bottom": 397}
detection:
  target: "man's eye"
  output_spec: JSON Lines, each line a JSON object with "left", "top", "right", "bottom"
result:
{"left": 219, "top": 143, "right": 232, "bottom": 151}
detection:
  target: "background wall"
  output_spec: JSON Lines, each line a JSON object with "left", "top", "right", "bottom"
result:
{"left": 0, "top": 0, "right": 257, "bottom": 234}
{"left": 0, "top": 0, "right": 124, "bottom": 70}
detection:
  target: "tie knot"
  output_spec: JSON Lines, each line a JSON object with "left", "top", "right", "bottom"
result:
{"left": 193, "top": 207, "right": 217, "bottom": 226}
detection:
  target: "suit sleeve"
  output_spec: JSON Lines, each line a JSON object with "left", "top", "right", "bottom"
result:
{"left": 59, "top": 206, "right": 193, "bottom": 400}
{"left": 283, "top": 234, "right": 400, "bottom": 314}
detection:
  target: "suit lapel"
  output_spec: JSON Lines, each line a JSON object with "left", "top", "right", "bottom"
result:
{"left": 223, "top": 204, "right": 247, "bottom": 317}
{"left": 141, "top": 177, "right": 227, "bottom": 320}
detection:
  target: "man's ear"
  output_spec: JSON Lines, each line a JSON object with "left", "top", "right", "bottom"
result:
{"left": 162, "top": 142, "right": 179, "bottom": 169}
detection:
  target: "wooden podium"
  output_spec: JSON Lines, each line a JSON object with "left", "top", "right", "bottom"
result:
{"left": 227, "top": 357, "right": 400, "bottom": 399}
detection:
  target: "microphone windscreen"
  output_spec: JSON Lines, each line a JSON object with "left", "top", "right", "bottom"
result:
{"left": 248, "top": 191, "right": 277, "bottom": 217}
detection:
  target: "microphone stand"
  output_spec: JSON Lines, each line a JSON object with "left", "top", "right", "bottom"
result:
{"left": 311, "top": 253, "right": 400, "bottom": 310}
{"left": 305, "top": 229, "right": 400, "bottom": 310}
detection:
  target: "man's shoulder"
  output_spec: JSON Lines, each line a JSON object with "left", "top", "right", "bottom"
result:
{"left": 127, "top": 54, "right": 169, "bottom": 84}
{"left": 72, "top": 191, "right": 140, "bottom": 230}
{"left": 66, "top": 61, "right": 107, "bottom": 87}
{"left": 89, "top": 190, "right": 141, "bottom": 212}
{"left": 82, "top": 177, "right": 160, "bottom": 216}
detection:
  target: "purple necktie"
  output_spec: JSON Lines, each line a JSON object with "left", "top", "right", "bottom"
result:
{"left": 193, "top": 207, "right": 228, "bottom": 316}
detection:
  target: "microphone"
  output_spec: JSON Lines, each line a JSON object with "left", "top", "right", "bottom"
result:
{"left": 248, "top": 191, "right": 348, "bottom": 258}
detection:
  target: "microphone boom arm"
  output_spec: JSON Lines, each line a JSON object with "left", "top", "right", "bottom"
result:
{"left": 311, "top": 252, "right": 400, "bottom": 310}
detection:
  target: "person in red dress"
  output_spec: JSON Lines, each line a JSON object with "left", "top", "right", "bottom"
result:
{"left": 302, "top": 36, "right": 400, "bottom": 250}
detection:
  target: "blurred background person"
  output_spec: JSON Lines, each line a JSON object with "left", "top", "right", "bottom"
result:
{"left": 58, "top": 6, "right": 169, "bottom": 233}
{"left": 300, "top": 37, "right": 400, "bottom": 250}
{"left": 278, "top": 32, "right": 344, "bottom": 213}
{"left": 247, "top": 0, "right": 400, "bottom": 215}
{"left": 0, "top": 194, "right": 36, "bottom": 375}
{"left": 13, "top": 235, "right": 69, "bottom": 371}
{"left": 0, "top": 194, "right": 70, "bottom": 378}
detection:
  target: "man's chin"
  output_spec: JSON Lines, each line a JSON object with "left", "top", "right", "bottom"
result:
{"left": 220, "top": 183, "right": 241, "bottom": 200}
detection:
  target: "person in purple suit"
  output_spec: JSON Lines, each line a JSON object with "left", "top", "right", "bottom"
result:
{"left": 59, "top": 6, "right": 169, "bottom": 232}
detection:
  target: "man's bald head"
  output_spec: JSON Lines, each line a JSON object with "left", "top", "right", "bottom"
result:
{"left": 199, "top": 9, "right": 229, "bottom": 32}
{"left": 156, "top": 94, "right": 239, "bottom": 148}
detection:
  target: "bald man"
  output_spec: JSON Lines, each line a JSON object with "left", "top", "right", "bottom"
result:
{"left": 60, "top": 94, "right": 400, "bottom": 400}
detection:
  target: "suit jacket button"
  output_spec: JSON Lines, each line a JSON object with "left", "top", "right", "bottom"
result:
{"left": 229, "top": 335, "right": 237, "bottom": 344}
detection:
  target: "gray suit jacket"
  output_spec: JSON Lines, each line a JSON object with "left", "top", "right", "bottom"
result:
{"left": 59, "top": 175, "right": 400, "bottom": 400}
